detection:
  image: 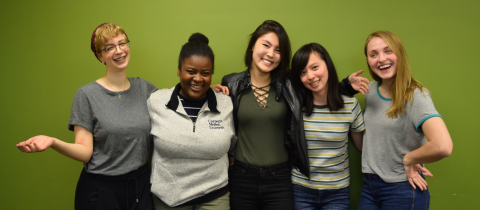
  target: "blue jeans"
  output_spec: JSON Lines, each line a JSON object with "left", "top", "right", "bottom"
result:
{"left": 358, "top": 173, "right": 430, "bottom": 210}
{"left": 293, "top": 184, "right": 350, "bottom": 210}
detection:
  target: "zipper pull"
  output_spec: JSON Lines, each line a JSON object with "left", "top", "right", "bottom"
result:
{"left": 193, "top": 123, "right": 196, "bottom": 132}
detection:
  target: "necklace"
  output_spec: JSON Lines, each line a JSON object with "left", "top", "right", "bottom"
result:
{"left": 103, "top": 77, "right": 128, "bottom": 99}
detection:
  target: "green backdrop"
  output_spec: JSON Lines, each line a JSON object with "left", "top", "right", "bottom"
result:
{"left": 1, "top": 0, "right": 478, "bottom": 209}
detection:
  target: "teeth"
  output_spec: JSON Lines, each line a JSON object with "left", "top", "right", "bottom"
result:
{"left": 114, "top": 57, "right": 125, "bottom": 61}
{"left": 191, "top": 85, "right": 202, "bottom": 89}
{"left": 310, "top": 81, "right": 319, "bottom": 86}
{"left": 379, "top": 64, "right": 391, "bottom": 70}
{"left": 263, "top": 59, "right": 272, "bottom": 64}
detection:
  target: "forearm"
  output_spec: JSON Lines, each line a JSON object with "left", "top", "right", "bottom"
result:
{"left": 404, "top": 117, "right": 453, "bottom": 165}
{"left": 350, "top": 130, "right": 363, "bottom": 151}
{"left": 403, "top": 141, "right": 451, "bottom": 165}
{"left": 51, "top": 138, "right": 93, "bottom": 163}
{"left": 340, "top": 76, "right": 358, "bottom": 96}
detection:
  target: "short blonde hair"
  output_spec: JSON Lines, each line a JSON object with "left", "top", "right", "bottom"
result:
{"left": 364, "top": 31, "right": 427, "bottom": 118}
{"left": 91, "top": 23, "right": 128, "bottom": 62}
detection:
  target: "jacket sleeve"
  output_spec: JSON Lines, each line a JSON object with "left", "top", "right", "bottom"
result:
{"left": 340, "top": 76, "right": 359, "bottom": 96}
{"left": 221, "top": 75, "right": 229, "bottom": 87}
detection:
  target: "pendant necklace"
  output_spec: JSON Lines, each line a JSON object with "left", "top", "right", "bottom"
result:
{"left": 103, "top": 77, "right": 128, "bottom": 99}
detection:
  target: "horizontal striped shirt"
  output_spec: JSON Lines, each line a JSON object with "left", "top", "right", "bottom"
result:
{"left": 292, "top": 95, "right": 365, "bottom": 190}
{"left": 178, "top": 93, "right": 207, "bottom": 122}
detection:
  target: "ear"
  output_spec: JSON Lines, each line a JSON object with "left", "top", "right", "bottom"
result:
{"left": 97, "top": 53, "right": 104, "bottom": 63}
{"left": 177, "top": 68, "right": 180, "bottom": 77}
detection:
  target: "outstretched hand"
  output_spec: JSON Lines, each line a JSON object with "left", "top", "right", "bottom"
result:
{"left": 404, "top": 163, "right": 433, "bottom": 191}
{"left": 349, "top": 70, "right": 370, "bottom": 95}
{"left": 212, "top": 84, "right": 229, "bottom": 95}
{"left": 16, "top": 135, "right": 56, "bottom": 153}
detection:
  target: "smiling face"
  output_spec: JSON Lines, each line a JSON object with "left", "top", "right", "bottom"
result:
{"left": 250, "top": 32, "right": 281, "bottom": 74}
{"left": 300, "top": 52, "right": 329, "bottom": 96}
{"left": 178, "top": 56, "right": 213, "bottom": 100}
{"left": 97, "top": 33, "right": 130, "bottom": 71}
{"left": 366, "top": 37, "right": 398, "bottom": 83}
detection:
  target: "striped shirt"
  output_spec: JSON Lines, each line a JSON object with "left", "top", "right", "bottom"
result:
{"left": 291, "top": 95, "right": 365, "bottom": 190}
{"left": 178, "top": 93, "right": 207, "bottom": 122}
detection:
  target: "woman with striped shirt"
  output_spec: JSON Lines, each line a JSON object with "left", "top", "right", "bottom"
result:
{"left": 290, "top": 43, "right": 365, "bottom": 210}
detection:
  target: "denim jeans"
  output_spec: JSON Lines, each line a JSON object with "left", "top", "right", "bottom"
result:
{"left": 293, "top": 184, "right": 350, "bottom": 210}
{"left": 229, "top": 160, "right": 293, "bottom": 210}
{"left": 358, "top": 173, "right": 430, "bottom": 210}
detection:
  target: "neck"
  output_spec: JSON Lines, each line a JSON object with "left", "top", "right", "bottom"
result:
{"left": 379, "top": 78, "right": 394, "bottom": 98}
{"left": 103, "top": 70, "right": 128, "bottom": 89}
{"left": 312, "top": 88, "right": 328, "bottom": 106}
{"left": 249, "top": 67, "right": 272, "bottom": 87}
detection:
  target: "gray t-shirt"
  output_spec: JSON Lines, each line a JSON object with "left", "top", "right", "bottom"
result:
{"left": 362, "top": 81, "right": 441, "bottom": 182}
{"left": 68, "top": 77, "right": 157, "bottom": 176}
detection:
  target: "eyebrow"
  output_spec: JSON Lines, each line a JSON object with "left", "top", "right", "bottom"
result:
{"left": 308, "top": 62, "right": 319, "bottom": 68}
{"left": 186, "top": 67, "right": 211, "bottom": 71}
{"left": 262, "top": 40, "right": 279, "bottom": 48}
{"left": 105, "top": 39, "right": 126, "bottom": 45}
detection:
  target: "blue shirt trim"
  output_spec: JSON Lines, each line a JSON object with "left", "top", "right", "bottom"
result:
{"left": 314, "top": 104, "right": 328, "bottom": 109}
{"left": 415, "top": 114, "right": 442, "bottom": 133}
{"left": 377, "top": 83, "right": 391, "bottom": 101}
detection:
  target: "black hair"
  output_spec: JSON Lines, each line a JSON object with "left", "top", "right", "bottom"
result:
{"left": 178, "top": 33, "right": 215, "bottom": 73}
{"left": 291, "top": 43, "right": 348, "bottom": 116}
{"left": 244, "top": 20, "right": 291, "bottom": 82}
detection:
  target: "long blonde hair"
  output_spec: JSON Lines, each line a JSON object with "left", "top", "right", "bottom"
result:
{"left": 364, "top": 31, "right": 427, "bottom": 118}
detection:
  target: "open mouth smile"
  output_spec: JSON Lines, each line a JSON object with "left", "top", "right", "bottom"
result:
{"left": 310, "top": 80, "right": 320, "bottom": 87}
{"left": 114, "top": 56, "right": 126, "bottom": 62}
{"left": 191, "top": 84, "right": 203, "bottom": 90}
{"left": 262, "top": 58, "right": 273, "bottom": 65}
{"left": 378, "top": 64, "right": 392, "bottom": 71}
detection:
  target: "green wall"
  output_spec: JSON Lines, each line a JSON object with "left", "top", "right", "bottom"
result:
{"left": 1, "top": 0, "right": 478, "bottom": 209}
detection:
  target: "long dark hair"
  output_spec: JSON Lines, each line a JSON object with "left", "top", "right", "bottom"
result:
{"left": 244, "top": 20, "right": 291, "bottom": 82}
{"left": 178, "top": 33, "right": 215, "bottom": 73}
{"left": 291, "top": 43, "right": 347, "bottom": 116}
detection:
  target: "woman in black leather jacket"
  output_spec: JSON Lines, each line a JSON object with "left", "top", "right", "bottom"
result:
{"left": 220, "top": 20, "right": 303, "bottom": 210}
{"left": 218, "top": 20, "right": 368, "bottom": 210}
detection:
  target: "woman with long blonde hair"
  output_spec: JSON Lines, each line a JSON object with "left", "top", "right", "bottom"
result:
{"left": 359, "top": 30, "right": 453, "bottom": 209}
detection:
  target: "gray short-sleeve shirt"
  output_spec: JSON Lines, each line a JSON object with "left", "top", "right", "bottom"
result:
{"left": 68, "top": 77, "right": 157, "bottom": 176}
{"left": 362, "top": 81, "right": 441, "bottom": 182}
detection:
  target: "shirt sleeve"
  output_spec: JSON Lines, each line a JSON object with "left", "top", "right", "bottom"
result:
{"left": 350, "top": 98, "right": 365, "bottom": 132}
{"left": 140, "top": 78, "right": 158, "bottom": 99}
{"left": 68, "top": 89, "right": 94, "bottom": 132}
{"left": 409, "top": 89, "right": 441, "bottom": 133}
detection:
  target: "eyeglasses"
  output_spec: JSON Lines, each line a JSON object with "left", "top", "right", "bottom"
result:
{"left": 100, "top": 40, "right": 130, "bottom": 53}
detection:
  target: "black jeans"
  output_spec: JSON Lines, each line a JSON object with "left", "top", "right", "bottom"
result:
{"left": 229, "top": 160, "right": 293, "bottom": 210}
{"left": 74, "top": 164, "right": 154, "bottom": 210}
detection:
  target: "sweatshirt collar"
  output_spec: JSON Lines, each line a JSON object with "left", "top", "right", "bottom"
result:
{"left": 166, "top": 83, "right": 219, "bottom": 113}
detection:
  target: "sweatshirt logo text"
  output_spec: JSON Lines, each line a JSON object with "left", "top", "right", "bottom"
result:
{"left": 208, "top": 120, "right": 224, "bottom": 129}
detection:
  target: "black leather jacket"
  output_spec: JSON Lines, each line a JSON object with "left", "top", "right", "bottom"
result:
{"left": 221, "top": 69, "right": 310, "bottom": 177}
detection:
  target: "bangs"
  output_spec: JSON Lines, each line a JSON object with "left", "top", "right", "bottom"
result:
{"left": 94, "top": 24, "right": 127, "bottom": 53}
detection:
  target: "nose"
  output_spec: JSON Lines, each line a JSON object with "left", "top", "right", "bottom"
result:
{"left": 266, "top": 48, "right": 274, "bottom": 57}
{"left": 307, "top": 70, "right": 315, "bottom": 80}
{"left": 113, "top": 45, "right": 122, "bottom": 54}
{"left": 193, "top": 73, "right": 202, "bottom": 82}
{"left": 378, "top": 53, "right": 386, "bottom": 62}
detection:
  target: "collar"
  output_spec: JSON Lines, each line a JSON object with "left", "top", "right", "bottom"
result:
{"left": 166, "top": 83, "right": 220, "bottom": 112}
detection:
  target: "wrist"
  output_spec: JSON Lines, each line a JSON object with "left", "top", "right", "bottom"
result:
{"left": 50, "top": 137, "right": 58, "bottom": 148}
{"left": 347, "top": 75, "right": 352, "bottom": 85}
{"left": 403, "top": 154, "right": 412, "bottom": 166}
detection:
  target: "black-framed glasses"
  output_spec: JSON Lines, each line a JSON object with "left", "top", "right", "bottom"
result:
{"left": 100, "top": 40, "right": 130, "bottom": 53}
